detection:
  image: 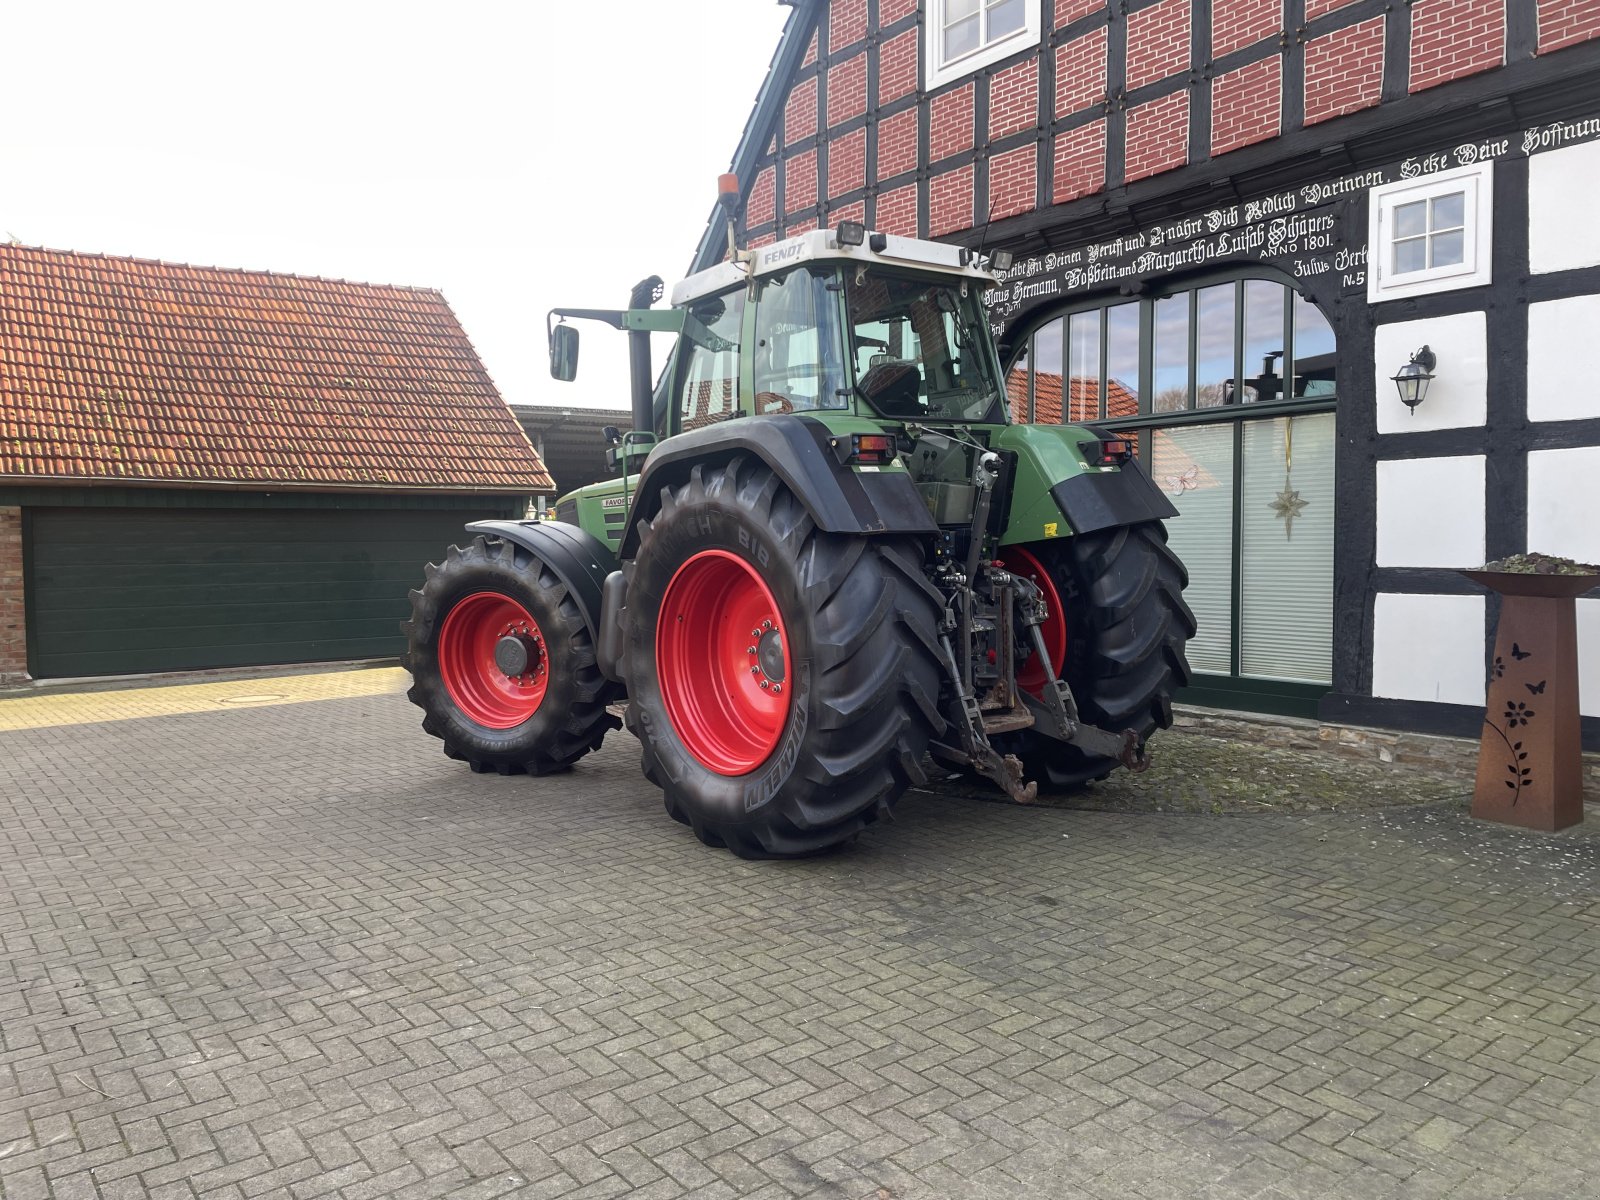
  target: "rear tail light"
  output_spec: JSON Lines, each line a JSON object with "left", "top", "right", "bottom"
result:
{"left": 1081, "top": 437, "right": 1134, "bottom": 466}
{"left": 851, "top": 433, "right": 897, "bottom": 465}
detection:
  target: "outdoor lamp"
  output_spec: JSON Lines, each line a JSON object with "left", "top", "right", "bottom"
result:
{"left": 1392, "top": 345, "right": 1437, "bottom": 411}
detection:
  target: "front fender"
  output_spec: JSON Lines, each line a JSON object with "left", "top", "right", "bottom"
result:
{"left": 464, "top": 519, "right": 618, "bottom": 645}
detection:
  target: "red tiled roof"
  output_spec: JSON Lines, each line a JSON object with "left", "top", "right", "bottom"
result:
{"left": 0, "top": 243, "right": 552, "bottom": 493}
{"left": 1006, "top": 370, "right": 1138, "bottom": 424}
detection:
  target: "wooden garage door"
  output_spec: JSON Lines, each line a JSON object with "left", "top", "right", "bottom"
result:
{"left": 26, "top": 506, "right": 489, "bottom": 678}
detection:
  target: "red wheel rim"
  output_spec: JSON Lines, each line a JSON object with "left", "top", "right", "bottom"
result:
{"left": 656, "top": 549, "right": 792, "bottom": 775}
{"left": 1003, "top": 546, "right": 1068, "bottom": 698}
{"left": 438, "top": 591, "right": 549, "bottom": 729}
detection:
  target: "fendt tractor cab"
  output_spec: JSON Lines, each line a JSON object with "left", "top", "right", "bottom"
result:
{"left": 402, "top": 177, "right": 1195, "bottom": 858}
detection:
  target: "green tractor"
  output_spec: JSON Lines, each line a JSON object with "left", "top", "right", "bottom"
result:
{"left": 403, "top": 185, "right": 1194, "bottom": 858}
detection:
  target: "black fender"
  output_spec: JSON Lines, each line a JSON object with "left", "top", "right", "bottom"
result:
{"left": 463, "top": 519, "right": 617, "bottom": 647}
{"left": 1050, "top": 457, "right": 1178, "bottom": 536}
{"left": 618, "top": 414, "right": 937, "bottom": 558}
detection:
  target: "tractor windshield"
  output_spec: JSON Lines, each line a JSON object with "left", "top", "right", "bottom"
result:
{"left": 846, "top": 270, "right": 1004, "bottom": 423}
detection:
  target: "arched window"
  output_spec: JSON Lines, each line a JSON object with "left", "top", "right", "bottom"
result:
{"left": 1007, "top": 273, "right": 1340, "bottom": 715}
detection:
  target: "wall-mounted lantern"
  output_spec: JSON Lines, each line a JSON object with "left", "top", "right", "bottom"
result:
{"left": 1391, "top": 345, "right": 1438, "bottom": 411}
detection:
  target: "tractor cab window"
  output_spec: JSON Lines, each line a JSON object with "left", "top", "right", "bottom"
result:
{"left": 751, "top": 267, "right": 848, "bottom": 415}
{"left": 676, "top": 289, "right": 745, "bottom": 432}
{"left": 846, "top": 271, "right": 1002, "bottom": 422}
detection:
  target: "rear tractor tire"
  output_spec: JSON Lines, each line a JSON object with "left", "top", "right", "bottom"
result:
{"left": 1000, "top": 522, "right": 1195, "bottom": 791}
{"left": 403, "top": 535, "right": 620, "bottom": 775}
{"left": 622, "top": 456, "right": 946, "bottom": 858}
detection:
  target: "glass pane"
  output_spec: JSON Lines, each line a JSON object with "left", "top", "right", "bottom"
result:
{"left": 1005, "top": 346, "right": 1031, "bottom": 422}
{"left": 1431, "top": 191, "right": 1464, "bottom": 230}
{"left": 1032, "top": 318, "right": 1063, "bottom": 422}
{"left": 1430, "top": 229, "right": 1464, "bottom": 268}
{"left": 1393, "top": 237, "right": 1426, "bottom": 275}
{"left": 946, "top": 0, "right": 978, "bottom": 19}
{"left": 1153, "top": 425, "right": 1233, "bottom": 675}
{"left": 1067, "top": 309, "right": 1101, "bottom": 421}
{"left": 944, "top": 13, "right": 979, "bottom": 59}
{"left": 1240, "top": 414, "right": 1334, "bottom": 684}
{"left": 758, "top": 268, "right": 847, "bottom": 413}
{"left": 1241, "top": 280, "right": 1285, "bottom": 403}
{"left": 1104, "top": 303, "right": 1141, "bottom": 419}
{"left": 1152, "top": 294, "right": 1189, "bottom": 413}
{"left": 679, "top": 289, "right": 746, "bottom": 431}
{"left": 986, "top": 0, "right": 1025, "bottom": 38}
{"left": 1394, "top": 199, "right": 1427, "bottom": 239}
{"left": 1194, "top": 284, "right": 1235, "bottom": 409}
{"left": 1292, "top": 293, "right": 1337, "bottom": 398}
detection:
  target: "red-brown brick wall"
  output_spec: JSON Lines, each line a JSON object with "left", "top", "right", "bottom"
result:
{"left": 1304, "top": 16, "right": 1385, "bottom": 126}
{"left": 880, "top": 0, "right": 917, "bottom": 24}
{"left": 1213, "top": 0, "right": 1281, "bottom": 58}
{"left": 989, "top": 145, "right": 1038, "bottom": 219}
{"left": 989, "top": 58, "right": 1040, "bottom": 140}
{"left": 828, "top": 54, "right": 868, "bottom": 126}
{"left": 1126, "top": 0, "right": 1191, "bottom": 90}
{"left": 829, "top": 127, "right": 867, "bottom": 197}
{"left": 1056, "top": 26, "right": 1108, "bottom": 118}
{"left": 1053, "top": 120, "right": 1107, "bottom": 204}
{"left": 1305, "top": 0, "right": 1363, "bottom": 18}
{"left": 0, "top": 507, "right": 25, "bottom": 683}
{"left": 877, "top": 183, "right": 919, "bottom": 236}
{"left": 879, "top": 28, "right": 919, "bottom": 104}
{"left": 930, "top": 83, "right": 976, "bottom": 161}
{"left": 878, "top": 107, "right": 919, "bottom": 179}
{"left": 784, "top": 77, "right": 817, "bottom": 146}
{"left": 1538, "top": 0, "right": 1600, "bottom": 51}
{"left": 1212, "top": 56, "right": 1282, "bottom": 156}
{"left": 930, "top": 165, "right": 976, "bottom": 236}
{"left": 803, "top": 30, "right": 818, "bottom": 67}
{"left": 829, "top": 0, "right": 868, "bottom": 51}
{"left": 1124, "top": 90, "right": 1189, "bottom": 182}
{"left": 785, "top": 149, "right": 818, "bottom": 215}
{"left": 748, "top": 166, "right": 776, "bottom": 228}
{"left": 828, "top": 199, "right": 866, "bottom": 227}
{"left": 1056, "top": 0, "right": 1105, "bottom": 25}
{"left": 1410, "top": 0, "right": 1505, "bottom": 93}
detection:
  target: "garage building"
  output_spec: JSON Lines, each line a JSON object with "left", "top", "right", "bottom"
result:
{"left": 0, "top": 244, "right": 551, "bottom": 683}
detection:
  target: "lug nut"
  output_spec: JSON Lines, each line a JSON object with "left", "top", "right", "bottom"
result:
{"left": 751, "top": 629, "right": 760, "bottom": 638}
{"left": 760, "top": 680, "right": 770, "bottom": 689}
{"left": 772, "top": 684, "right": 782, "bottom": 694}
{"left": 747, "top": 646, "right": 757, "bottom": 655}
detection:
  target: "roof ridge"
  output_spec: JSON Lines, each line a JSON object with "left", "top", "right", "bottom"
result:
{"left": 0, "top": 240, "right": 446, "bottom": 298}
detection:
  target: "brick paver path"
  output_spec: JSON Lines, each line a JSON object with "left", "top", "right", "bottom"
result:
{"left": 2, "top": 676, "right": 1597, "bottom": 1198}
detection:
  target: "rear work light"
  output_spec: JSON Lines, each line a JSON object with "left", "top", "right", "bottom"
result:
{"left": 835, "top": 219, "right": 867, "bottom": 247}
{"left": 1081, "top": 437, "right": 1135, "bottom": 466}
{"left": 851, "top": 433, "right": 898, "bottom": 465}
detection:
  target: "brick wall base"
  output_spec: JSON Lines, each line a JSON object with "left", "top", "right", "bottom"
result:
{"left": 0, "top": 507, "right": 29, "bottom": 685}
{"left": 1175, "top": 705, "right": 1600, "bottom": 798}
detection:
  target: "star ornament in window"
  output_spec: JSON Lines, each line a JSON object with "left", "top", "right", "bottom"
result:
{"left": 1270, "top": 485, "right": 1309, "bottom": 538}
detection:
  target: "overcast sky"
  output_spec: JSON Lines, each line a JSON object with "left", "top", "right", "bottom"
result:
{"left": 0, "top": 0, "right": 792, "bottom": 412}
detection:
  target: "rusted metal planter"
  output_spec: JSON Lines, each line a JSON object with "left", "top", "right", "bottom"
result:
{"left": 1460, "top": 570, "right": 1598, "bottom": 832}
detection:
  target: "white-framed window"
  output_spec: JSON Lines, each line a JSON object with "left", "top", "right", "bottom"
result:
{"left": 924, "top": 0, "right": 1040, "bottom": 90}
{"left": 1367, "top": 162, "right": 1494, "bottom": 303}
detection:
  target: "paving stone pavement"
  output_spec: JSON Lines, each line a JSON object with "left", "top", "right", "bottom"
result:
{"left": 1, "top": 679, "right": 1598, "bottom": 1199}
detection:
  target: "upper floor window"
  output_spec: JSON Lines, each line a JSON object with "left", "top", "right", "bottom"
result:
{"left": 1368, "top": 162, "right": 1493, "bottom": 302}
{"left": 926, "top": 0, "right": 1040, "bottom": 89}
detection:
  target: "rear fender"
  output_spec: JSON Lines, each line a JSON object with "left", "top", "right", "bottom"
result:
{"left": 618, "top": 414, "right": 936, "bottom": 558}
{"left": 994, "top": 424, "right": 1177, "bottom": 544}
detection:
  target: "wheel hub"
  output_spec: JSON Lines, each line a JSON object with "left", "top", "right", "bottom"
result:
{"left": 494, "top": 629, "right": 543, "bottom": 679}
{"left": 752, "top": 624, "right": 786, "bottom": 684}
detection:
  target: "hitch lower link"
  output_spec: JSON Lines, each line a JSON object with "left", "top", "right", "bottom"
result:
{"left": 1020, "top": 617, "right": 1151, "bottom": 774}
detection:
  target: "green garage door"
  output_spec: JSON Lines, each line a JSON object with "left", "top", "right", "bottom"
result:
{"left": 26, "top": 506, "right": 497, "bottom": 678}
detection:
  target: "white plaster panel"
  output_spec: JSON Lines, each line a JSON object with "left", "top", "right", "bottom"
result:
{"left": 1529, "top": 138, "right": 1600, "bottom": 274}
{"left": 1581, "top": 598, "right": 1600, "bottom": 719}
{"left": 1374, "top": 312, "right": 1488, "bottom": 434}
{"left": 1375, "top": 456, "right": 1486, "bottom": 568}
{"left": 1527, "top": 446, "right": 1600, "bottom": 564}
{"left": 1527, "top": 294, "right": 1600, "bottom": 422}
{"left": 1372, "top": 592, "right": 1486, "bottom": 707}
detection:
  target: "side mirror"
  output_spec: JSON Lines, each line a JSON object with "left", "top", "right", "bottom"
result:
{"left": 601, "top": 425, "right": 622, "bottom": 447}
{"left": 549, "top": 323, "right": 579, "bottom": 381}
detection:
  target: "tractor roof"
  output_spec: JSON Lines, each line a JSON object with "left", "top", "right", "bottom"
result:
{"left": 670, "top": 228, "right": 1000, "bottom": 308}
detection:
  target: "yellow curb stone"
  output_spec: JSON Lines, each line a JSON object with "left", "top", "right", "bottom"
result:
{"left": 0, "top": 667, "right": 409, "bottom": 732}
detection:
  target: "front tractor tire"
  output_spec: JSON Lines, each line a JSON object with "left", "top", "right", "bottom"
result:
{"left": 403, "top": 535, "right": 619, "bottom": 775}
{"left": 1002, "top": 522, "right": 1196, "bottom": 790}
{"left": 623, "top": 457, "right": 945, "bottom": 859}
